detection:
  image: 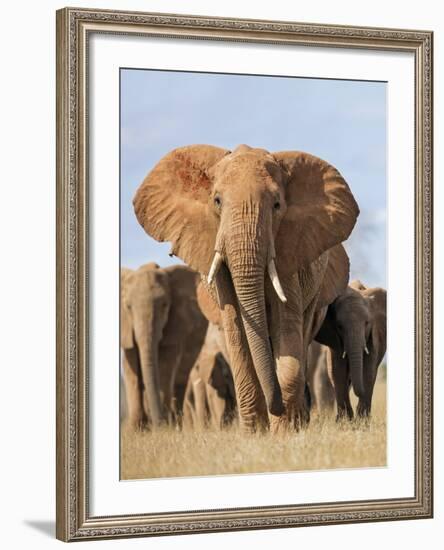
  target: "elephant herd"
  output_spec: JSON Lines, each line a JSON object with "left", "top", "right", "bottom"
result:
{"left": 121, "top": 144, "right": 387, "bottom": 434}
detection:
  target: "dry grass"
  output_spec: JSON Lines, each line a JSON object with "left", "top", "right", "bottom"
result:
{"left": 121, "top": 378, "right": 386, "bottom": 480}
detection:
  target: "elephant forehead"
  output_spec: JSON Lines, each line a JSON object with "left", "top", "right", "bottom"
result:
{"left": 337, "top": 300, "right": 369, "bottom": 323}
{"left": 217, "top": 147, "right": 273, "bottom": 171}
{"left": 132, "top": 271, "right": 169, "bottom": 297}
{"left": 338, "top": 291, "right": 365, "bottom": 309}
{"left": 216, "top": 158, "right": 281, "bottom": 195}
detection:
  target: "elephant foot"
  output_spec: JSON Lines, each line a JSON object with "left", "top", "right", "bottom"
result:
{"left": 145, "top": 414, "right": 169, "bottom": 431}
{"left": 356, "top": 401, "right": 371, "bottom": 419}
{"left": 239, "top": 413, "right": 269, "bottom": 434}
{"left": 356, "top": 412, "right": 372, "bottom": 430}
{"left": 127, "top": 416, "right": 148, "bottom": 432}
{"left": 268, "top": 413, "right": 289, "bottom": 434}
{"left": 269, "top": 404, "right": 309, "bottom": 434}
{"left": 335, "top": 407, "right": 354, "bottom": 423}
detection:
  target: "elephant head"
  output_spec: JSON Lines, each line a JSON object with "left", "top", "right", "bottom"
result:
{"left": 316, "top": 281, "right": 387, "bottom": 403}
{"left": 121, "top": 262, "right": 172, "bottom": 426}
{"left": 133, "top": 145, "right": 359, "bottom": 417}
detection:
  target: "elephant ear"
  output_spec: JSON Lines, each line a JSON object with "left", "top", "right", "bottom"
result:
{"left": 314, "top": 306, "right": 341, "bottom": 350}
{"left": 164, "top": 264, "right": 198, "bottom": 304}
{"left": 314, "top": 247, "right": 350, "bottom": 349}
{"left": 162, "top": 265, "right": 199, "bottom": 342}
{"left": 273, "top": 151, "right": 359, "bottom": 275}
{"left": 317, "top": 244, "right": 350, "bottom": 310}
{"left": 120, "top": 268, "right": 134, "bottom": 349}
{"left": 133, "top": 145, "right": 230, "bottom": 274}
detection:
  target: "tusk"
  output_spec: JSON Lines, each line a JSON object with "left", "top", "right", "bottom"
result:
{"left": 207, "top": 252, "right": 223, "bottom": 285}
{"left": 268, "top": 259, "right": 287, "bottom": 303}
{"left": 364, "top": 346, "right": 370, "bottom": 355}
{"left": 342, "top": 351, "right": 347, "bottom": 359}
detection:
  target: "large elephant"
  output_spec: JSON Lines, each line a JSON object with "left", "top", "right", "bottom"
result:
{"left": 183, "top": 322, "right": 236, "bottom": 430}
{"left": 133, "top": 144, "right": 359, "bottom": 432}
{"left": 316, "top": 280, "right": 387, "bottom": 419}
{"left": 120, "top": 262, "right": 208, "bottom": 429}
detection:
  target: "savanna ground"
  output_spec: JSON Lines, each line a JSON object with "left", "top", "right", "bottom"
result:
{"left": 120, "top": 370, "right": 386, "bottom": 480}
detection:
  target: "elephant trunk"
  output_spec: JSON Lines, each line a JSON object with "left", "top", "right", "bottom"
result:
{"left": 226, "top": 205, "right": 284, "bottom": 416}
{"left": 346, "top": 330, "right": 365, "bottom": 399}
{"left": 136, "top": 320, "right": 165, "bottom": 428}
{"left": 230, "top": 270, "right": 284, "bottom": 416}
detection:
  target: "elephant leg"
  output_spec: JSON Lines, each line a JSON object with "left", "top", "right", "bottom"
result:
{"left": 158, "top": 344, "right": 181, "bottom": 424}
{"left": 329, "top": 350, "right": 353, "bottom": 420}
{"left": 182, "top": 379, "right": 195, "bottom": 430}
{"left": 192, "top": 377, "right": 208, "bottom": 430}
{"left": 173, "top": 382, "right": 187, "bottom": 425}
{"left": 356, "top": 398, "right": 371, "bottom": 418}
{"left": 270, "top": 292, "right": 307, "bottom": 433}
{"left": 224, "top": 326, "right": 268, "bottom": 432}
{"left": 357, "top": 354, "right": 378, "bottom": 418}
{"left": 273, "top": 351, "right": 306, "bottom": 432}
{"left": 299, "top": 295, "right": 327, "bottom": 422}
{"left": 306, "top": 351, "right": 318, "bottom": 412}
{"left": 206, "top": 383, "right": 226, "bottom": 430}
{"left": 122, "top": 348, "right": 147, "bottom": 429}
{"left": 314, "top": 354, "right": 335, "bottom": 414}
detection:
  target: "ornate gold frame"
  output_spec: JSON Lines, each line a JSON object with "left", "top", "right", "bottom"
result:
{"left": 56, "top": 7, "right": 433, "bottom": 542}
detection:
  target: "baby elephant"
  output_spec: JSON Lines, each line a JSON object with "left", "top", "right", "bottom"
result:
{"left": 183, "top": 323, "right": 236, "bottom": 430}
{"left": 316, "top": 280, "right": 386, "bottom": 419}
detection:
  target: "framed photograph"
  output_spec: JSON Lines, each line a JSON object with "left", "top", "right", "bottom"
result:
{"left": 56, "top": 7, "right": 433, "bottom": 542}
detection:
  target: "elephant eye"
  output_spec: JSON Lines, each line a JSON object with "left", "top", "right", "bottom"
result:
{"left": 274, "top": 200, "right": 281, "bottom": 210}
{"left": 214, "top": 196, "right": 222, "bottom": 208}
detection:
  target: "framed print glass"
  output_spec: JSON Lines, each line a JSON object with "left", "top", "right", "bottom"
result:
{"left": 56, "top": 7, "right": 433, "bottom": 542}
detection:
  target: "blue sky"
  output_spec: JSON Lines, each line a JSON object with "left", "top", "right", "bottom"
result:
{"left": 121, "top": 69, "right": 386, "bottom": 288}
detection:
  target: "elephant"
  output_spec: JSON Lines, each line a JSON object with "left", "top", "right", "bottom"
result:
{"left": 306, "top": 341, "right": 335, "bottom": 414}
{"left": 120, "top": 262, "right": 208, "bottom": 429}
{"left": 133, "top": 144, "right": 359, "bottom": 432}
{"left": 316, "top": 280, "right": 387, "bottom": 419}
{"left": 183, "top": 322, "right": 236, "bottom": 430}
